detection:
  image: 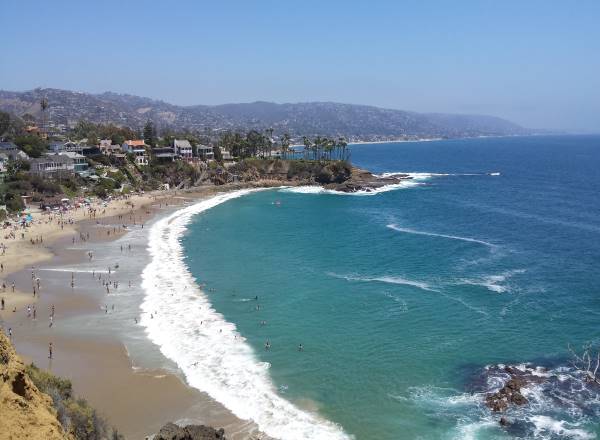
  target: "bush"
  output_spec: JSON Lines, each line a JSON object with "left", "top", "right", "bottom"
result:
{"left": 26, "top": 363, "right": 123, "bottom": 440}
{"left": 13, "top": 134, "right": 48, "bottom": 158}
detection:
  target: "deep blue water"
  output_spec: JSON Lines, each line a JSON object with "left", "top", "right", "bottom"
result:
{"left": 182, "top": 136, "right": 600, "bottom": 439}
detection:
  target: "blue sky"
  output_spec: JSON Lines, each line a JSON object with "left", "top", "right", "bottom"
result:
{"left": 2, "top": 0, "right": 599, "bottom": 131}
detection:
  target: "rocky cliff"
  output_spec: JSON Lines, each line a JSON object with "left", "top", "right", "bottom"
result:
{"left": 0, "top": 330, "right": 71, "bottom": 440}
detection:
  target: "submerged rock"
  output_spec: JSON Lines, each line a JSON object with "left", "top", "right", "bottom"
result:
{"left": 155, "top": 422, "right": 226, "bottom": 440}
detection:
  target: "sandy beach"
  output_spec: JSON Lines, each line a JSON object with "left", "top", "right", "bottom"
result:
{"left": 0, "top": 183, "right": 283, "bottom": 439}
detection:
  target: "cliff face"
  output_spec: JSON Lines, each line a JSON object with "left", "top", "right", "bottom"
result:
{"left": 0, "top": 331, "right": 70, "bottom": 440}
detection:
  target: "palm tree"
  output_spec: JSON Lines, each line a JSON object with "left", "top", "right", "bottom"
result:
{"left": 265, "top": 128, "right": 274, "bottom": 158}
{"left": 325, "top": 138, "right": 335, "bottom": 160}
{"left": 302, "top": 136, "right": 312, "bottom": 160}
{"left": 281, "top": 133, "right": 291, "bottom": 159}
{"left": 338, "top": 137, "right": 348, "bottom": 161}
{"left": 313, "top": 136, "right": 324, "bottom": 161}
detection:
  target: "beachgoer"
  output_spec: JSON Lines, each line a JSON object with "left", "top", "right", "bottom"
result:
{"left": 48, "top": 342, "right": 53, "bottom": 359}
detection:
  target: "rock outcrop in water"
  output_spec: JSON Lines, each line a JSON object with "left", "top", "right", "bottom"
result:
{"left": 485, "top": 375, "right": 528, "bottom": 412}
{"left": 154, "top": 422, "right": 226, "bottom": 440}
{"left": 226, "top": 159, "right": 412, "bottom": 193}
{"left": 324, "top": 168, "right": 411, "bottom": 193}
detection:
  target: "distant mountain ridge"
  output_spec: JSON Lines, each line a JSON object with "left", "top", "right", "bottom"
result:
{"left": 0, "top": 87, "right": 530, "bottom": 140}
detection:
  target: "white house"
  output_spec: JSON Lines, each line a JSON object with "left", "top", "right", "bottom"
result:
{"left": 173, "top": 139, "right": 193, "bottom": 160}
{"left": 58, "top": 151, "right": 89, "bottom": 173}
{"left": 29, "top": 155, "right": 75, "bottom": 177}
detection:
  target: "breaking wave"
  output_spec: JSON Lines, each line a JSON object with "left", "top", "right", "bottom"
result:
{"left": 327, "top": 272, "right": 437, "bottom": 292}
{"left": 386, "top": 224, "right": 497, "bottom": 248}
{"left": 141, "top": 189, "right": 351, "bottom": 440}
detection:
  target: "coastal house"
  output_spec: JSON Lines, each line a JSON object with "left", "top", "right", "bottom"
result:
{"left": 152, "top": 146, "right": 176, "bottom": 162}
{"left": 0, "top": 142, "right": 29, "bottom": 161}
{"left": 78, "top": 144, "right": 101, "bottom": 156}
{"left": 173, "top": 139, "right": 193, "bottom": 160}
{"left": 220, "top": 148, "right": 232, "bottom": 161}
{"left": 99, "top": 139, "right": 125, "bottom": 157}
{"left": 58, "top": 151, "right": 89, "bottom": 173}
{"left": 0, "top": 152, "right": 8, "bottom": 182}
{"left": 122, "top": 140, "right": 148, "bottom": 166}
{"left": 196, "top": 144, "right": 214, "bottom": 161}
{"left": 29, "top": 154, "right": 75, "bottom": 177}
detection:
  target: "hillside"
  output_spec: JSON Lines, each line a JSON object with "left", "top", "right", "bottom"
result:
{"left": 0, "top": 88, "right": 530, "bottom": 140}
{"left": 0, "top": 330, "right": 70, "bottom": 440}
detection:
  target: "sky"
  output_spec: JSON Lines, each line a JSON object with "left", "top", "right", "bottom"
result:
{"left": 1, "top": 0, "right": 599, "bottom": 131}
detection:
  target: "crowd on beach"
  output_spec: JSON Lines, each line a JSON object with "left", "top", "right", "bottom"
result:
{"left": 0, "top": 192, "right": 158, "bottom": 361}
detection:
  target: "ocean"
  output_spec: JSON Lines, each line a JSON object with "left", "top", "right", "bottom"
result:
{"left": 142, "top": 135, "right": 600, "bottom": 439}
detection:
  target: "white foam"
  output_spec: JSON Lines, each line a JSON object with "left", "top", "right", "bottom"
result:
{"left": 386, "top": 224, "right": 496, "bottom": 248}
{"left": 279, "top": 171, "right": 477, "bottom": 196}
{"left": 327, "top": 272, "right": 436, "bottom": 292}
{"left": 530, "top": 415, "right": 595, "bottom": 439}
{"left": 141, "top": 189, "right": 351, "bottom": 440}
{"left": 279, "top": 180, "right": 422, "bottom": 196}
{"left": 458, "top": 269, "right": 526, "bottom": 293}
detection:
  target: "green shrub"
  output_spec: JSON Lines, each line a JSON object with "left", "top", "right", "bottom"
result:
{"left": 26, "top": 363, "right": 123, "bottom": 440}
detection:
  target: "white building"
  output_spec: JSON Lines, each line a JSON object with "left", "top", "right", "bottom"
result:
{"left": 173, "top": 139, "right": 193, "bottom": 160}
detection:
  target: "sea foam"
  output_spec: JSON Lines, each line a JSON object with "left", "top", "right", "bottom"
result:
{"left": 140, "top": 189, "right": 351, "bottom": 440}
{"left": 386, "top": 224, "right": 496, "bottom": 248}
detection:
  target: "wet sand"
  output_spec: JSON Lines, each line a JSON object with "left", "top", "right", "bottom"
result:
{"left": 0, "top": 185, "right": 282, "bottom": 439}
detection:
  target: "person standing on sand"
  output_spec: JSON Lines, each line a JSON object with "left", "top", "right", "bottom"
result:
{"left": 11, "top": 282, "right": 15, "bottom": 292}
{"left": 1, "top": 298, "right": 4, "bottom": 310}
{"left": 48, "top": 342, "right": 53, "bottom": 359}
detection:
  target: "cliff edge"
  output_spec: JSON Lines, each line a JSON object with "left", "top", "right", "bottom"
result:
{"left": 0, "top": 330, "right": 71, "bottom": 440}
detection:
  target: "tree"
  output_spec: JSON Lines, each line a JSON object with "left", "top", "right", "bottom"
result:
{"left": 338, "top": 137, "right": 349, "bottom": 161}
{"left": 213, "top": 144, "right": 223, "bottom": 162}
{"left": 14, "top": 134, "right": 48, "bottom": 158}
{"left": 0, "top": 111, "right": 10, "bottom": 137}
{"left": 302, "top": 136, "right": 312, "bottom": 160}
{"left": 143, "top": 120, "right": 157, "bottom": 147}
{"left": 569, "top": 344, "right": 600, "bottom": 385}
{"left": 281, "top": 133, "right": 291, "bottom": 159}
{"left": 40, "top": 96, "right": 48, "bottom": 135}
{"left": 22, "top": 113, "right": 36, "bottom": 124}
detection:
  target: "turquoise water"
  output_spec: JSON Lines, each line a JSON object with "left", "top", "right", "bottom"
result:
{"left": 181, "top": 136, "right": 600, "bottom": 439}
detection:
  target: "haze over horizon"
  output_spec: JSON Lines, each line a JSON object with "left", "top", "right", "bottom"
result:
{"left": 2, "top": 0, "right": 599, "bottom": 132}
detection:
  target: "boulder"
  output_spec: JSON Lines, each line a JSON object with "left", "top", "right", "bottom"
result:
{"left": 155, "top": 422, "right": 226, "bottom": 440}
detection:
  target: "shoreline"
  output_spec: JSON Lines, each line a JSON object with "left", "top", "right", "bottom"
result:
{"left": 0, "top": 182, "right": 289, "bottom": 439}
{"left": 141, "top": 189, "right": 350, "bottom": 440}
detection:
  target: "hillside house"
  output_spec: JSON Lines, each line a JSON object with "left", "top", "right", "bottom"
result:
{"left": 197, "top": 144, "right": 214, "bottom": 161}
{"left": 152, "top": 147, "right": 176, "bottom": 162}
{"left": 99, "top": 139, "right": 125, "bottom": 157}
{"left": 0, "top": 142, "right": 29, "bottom": 161}
{"left": 29, "top": 154, "right": 74, "bottom": 177}
{"left": 173, "top": 139, "right": 193, "bottom": 160}
{"left": 58, "top": 151, "right": 89, "bottom": 173}
{"left": 122, "top": 140, "right": 148, "bottom": 166}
